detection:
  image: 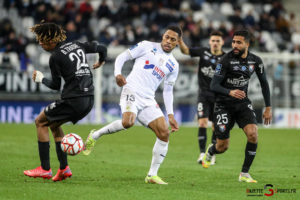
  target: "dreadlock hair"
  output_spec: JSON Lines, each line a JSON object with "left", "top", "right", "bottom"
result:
{"left": 30, "top": 21, "right": 66, "bottom": 43}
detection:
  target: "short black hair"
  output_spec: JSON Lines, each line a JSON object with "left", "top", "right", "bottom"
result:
{"left": 165, "top": 25, "right": 182, "bottom": 38}
{"left": 233, "top": 30, "right": 250, "bottom": 42}
{"left": 210, "top": 30, "right": 223, "bottom": 38}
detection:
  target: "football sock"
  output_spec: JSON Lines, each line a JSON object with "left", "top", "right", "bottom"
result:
{"left": 211, "top": 130, "right": 217, "bottom": 144}
{"left": 208, "top": 143, "right": 221, "bottom": 156}
{"left": 92, "top": 120, "right": 125, "bottom": 140}
{"left": 148, "top": 138, "right": 169, "bottom": 176}
{"left": 55, "top": 142, "right": 68, "bottom": 170}
{"left": 198, "top": 128, "right": 207, "bottom": 153}
{"left": 38, "top": 141, "right": 50, "bottom": 170}
{"left": 242, "top": 142, "right": 257, "bottom": 173}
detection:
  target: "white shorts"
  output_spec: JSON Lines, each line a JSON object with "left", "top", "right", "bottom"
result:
{"left": 119, "top": 87, "right": 164, "bottom": 126}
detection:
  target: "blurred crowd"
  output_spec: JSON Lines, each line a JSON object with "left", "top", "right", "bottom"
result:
{"left": 0, "top": 0, "right": 300, "bottom": 71}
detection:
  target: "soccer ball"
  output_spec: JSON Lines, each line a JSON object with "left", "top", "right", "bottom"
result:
{"left": 61, "top": 133, "right": 84, "bottom": 156}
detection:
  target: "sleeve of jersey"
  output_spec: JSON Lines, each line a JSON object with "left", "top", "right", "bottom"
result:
{"left": 81, "top": 41, "right": 107, "bottom": 63}
{"left": 210, "top": 60, "right": 231, "bottom": 95}
{"left": 114, "top": 50, "right": 132, "bottom": 77}
{"left": 127, "top": 40, "right": 148, "bottom": 59}
{"left": 163, "top": 83, "right": 174, "bottom": 115}
{"left": 255, "top": 58, "right": 271, "bottom": 107}
{"left": 42, "top": 56, "right": 61, "bottom": 90}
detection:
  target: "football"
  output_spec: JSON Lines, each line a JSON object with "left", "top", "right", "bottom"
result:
{"left": 61, "top": 133, "right": 84, "bottom": 156}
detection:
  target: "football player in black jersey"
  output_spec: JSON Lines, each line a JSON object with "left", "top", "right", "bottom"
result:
{"left": 202, "top": 30, "right": 272, "bottom": 183}
{"left": 179, "top": 31, "right": 225, "bottom": 165}
{"left": 23, "top": 22, "right": 107, "bottom": 181}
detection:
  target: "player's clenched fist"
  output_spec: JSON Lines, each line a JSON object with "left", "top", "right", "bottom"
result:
{"left": 115, "top": 74, "right": 127, "bottom": 87}
{"left": 32, "top": 70, "right": 44, "bottom": 83}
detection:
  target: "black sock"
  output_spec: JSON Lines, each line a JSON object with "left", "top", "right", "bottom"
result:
{"left": 211, "top": 130, "right": 217, "bottom": 144}
{"left": 38, "top": 141, "right": 50, "bottom": 170}
{"left": 198, "top": 128, "right": 207, "bottom": 153}
{"left": 55, "top": 142, "right": 68, "bottom": 170}
{"left": 242, "top": 142, "right": 257, "bottom": 173}
{"left": 208, "top": 143, "right": 221, "bottom": 156}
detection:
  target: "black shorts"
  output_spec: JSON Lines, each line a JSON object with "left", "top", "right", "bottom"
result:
{"left": 213, "top": 101, "right": 257, "bottom": 140}
{"left": 44, "top": 96, "right": 94, "bottom": 124}
{"left": 197, "top": 91, "right": 215, "bottom": 121}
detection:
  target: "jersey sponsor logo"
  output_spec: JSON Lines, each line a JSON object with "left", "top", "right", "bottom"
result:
{"left": 165, "top": 62, "right": 174, "bottom": 72}
{"left": 201, "top": 66, "right": 215, "bottom": 78}
{"left": 152, "top": 66, "right": 165, "bottom": 80}
{"left": 215, "top": 64, "right": 222, "bottom": 75}
{"left": 230, "top": 61, "right": 240, "bottom": 64}
{"left": 248, "top": 61, "right": 255, "bottom": 64}
{"left": 227, "top": 76, "right": 249, "bottom": 87}
{"left": 129, "top": 44, "right": 138, "bottom": 50}
{"left": 165, "top": 59, "right": 175, "bottom": 72}
{"left": 144, "top": 64, "right": 155, "bottom": 69}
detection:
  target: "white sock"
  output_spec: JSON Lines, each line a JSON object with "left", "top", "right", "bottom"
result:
{"left": 92, "top": 120, "right": 125, "bottom": 140}
{"left": 147, "top": 138, "right": 169, "bottom": 177}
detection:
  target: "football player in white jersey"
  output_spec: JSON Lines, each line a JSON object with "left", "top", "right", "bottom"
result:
{"left": 83, "top": 26, "right": 182, "bottom": 184}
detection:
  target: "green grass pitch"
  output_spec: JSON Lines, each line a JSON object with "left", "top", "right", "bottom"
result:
{"left": 0, "top": 123, "right": 299, "bottom": 200}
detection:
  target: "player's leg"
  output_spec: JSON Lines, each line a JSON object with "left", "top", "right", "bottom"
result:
{"left": 208, "top": 101, "right": 217, "bottom": 164}
{"left": 85, "top": 87, "right": 136, "bottom": 144}
{"left": 83, "top": 88, "right": 137, "bottom": 155}
{"left": 237, "top": 102, "right": 258, "bottom": 183}
{"left": 197, "top": 117, "right": 208, "bottom": 163}
{"left": 24, "top": 110, "right": 52, "bottom": 179}
{"left": 137, "top": 104, "right": 169, "bottom": 184}
{"left": 146, "top": 117, "right": 169, "bottom": 184}
{"left": 49, "top": 121, "right": 72, "bottom": 181}
{"left": 202, "top": 104, "right": 233, "bottom": 168}
{"left": 83, "top": 112, "right": 133, "bottom": 155}
{"left": 196, "top": 100, "right": 210, "bottom": 163}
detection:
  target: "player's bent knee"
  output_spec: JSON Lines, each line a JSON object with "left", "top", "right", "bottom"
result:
{"left": 157, "top": 128, "right": 169, "bottom": 141}
{"left": 122, "top": 121, "right": 134, "bottom": 129}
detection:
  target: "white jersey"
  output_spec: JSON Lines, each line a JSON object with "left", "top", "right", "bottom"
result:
{"left": 125, "top": 40, "right": 179, "bottom": 99}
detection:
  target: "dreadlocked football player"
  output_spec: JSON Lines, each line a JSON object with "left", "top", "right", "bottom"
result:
{"left": 178, "top": 31, "right": 225, "bottom": 165}
{"left": 202, "top": 30, "right": 272, "bottom": 183}
{"left": 23, "top": 22, "right": 107, "bottom": 182}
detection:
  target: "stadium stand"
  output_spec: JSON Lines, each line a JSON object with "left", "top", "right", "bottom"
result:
{"left": 0, "top": 0, "right": 299, "bottom": 71}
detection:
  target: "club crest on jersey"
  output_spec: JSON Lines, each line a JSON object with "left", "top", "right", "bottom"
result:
{"left": 249, "top": 64, "right": 255, "bottom": 72}
{"left": 215, "top": 64, "right": 222, "bottom": 74}
{"left": 219, "top": 124, "right": 226, "bottom": 132}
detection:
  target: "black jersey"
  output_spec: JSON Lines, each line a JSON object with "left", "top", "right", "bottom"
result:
{"left": 189, "top": 47, "right": 225, "bottom": 94}
{"left": 210, "top": 50, "right": 271, "bottom": 106}
{"left": 42, "top": 41, "right": 107, "bottom": 99}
